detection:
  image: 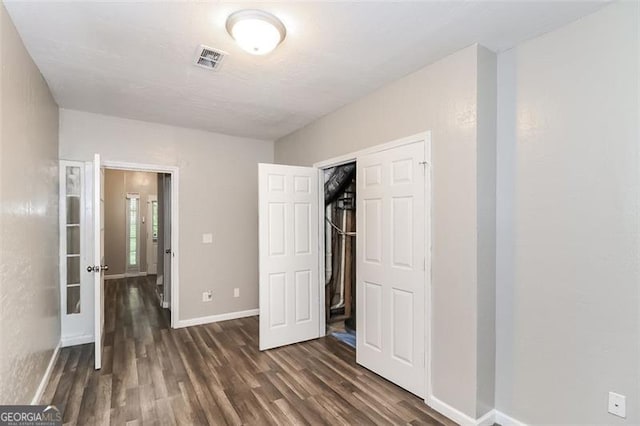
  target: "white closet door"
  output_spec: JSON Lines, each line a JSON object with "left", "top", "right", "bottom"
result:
{"left": 356, "top": 140, "right": 427, "bottom": 397}
{"left": 259, "top": 163, "right": 320, "bottom": 350}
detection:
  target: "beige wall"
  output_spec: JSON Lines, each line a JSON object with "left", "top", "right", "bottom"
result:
{"left": 495, "top": 2, "right": 639, "bottom": 423}
{"left": 104, "top": 170, "right": 126, "bottom": 276}
{"left": 104, "top": 169, "right": 157, "bottom": 276}
{"left": 59, "top": 109, "right": 273, "bottom": 322}
{"left": 0, "top": 3, "right": 60, "bottom": 404}
{"left": 275, "top": 44, "right": 496, "bottom": 419}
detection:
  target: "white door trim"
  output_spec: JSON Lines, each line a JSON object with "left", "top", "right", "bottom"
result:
{"left": 313, "top": 131, "right": 432, "bottom": 401}
{"left": 313, "top": 132, "right": 431, "bottom": 169}
{"left": 147, "top": 194, "right": 158, "bottom": 275}
{"left": 102, "top": 160, "right": 180, "bottom": 329}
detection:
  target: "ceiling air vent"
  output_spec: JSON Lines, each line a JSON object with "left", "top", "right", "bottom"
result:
{"left": 194, "top": 45, "right": 227, "bottom": 71}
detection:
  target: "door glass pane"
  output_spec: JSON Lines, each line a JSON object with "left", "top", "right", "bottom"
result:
{"left": 66, "top": 166, "right": 81, "bottom": 196}
{"left": 64, "top": 164, "right": 82, "bottom": 314}
{"left": 67, "top": 225, "right": 80, "bottom": 255}
{"left": 67, "top": 196, "right": 80, "bottom": 224}
{"left": 127, "top": 197, "right": 138, "bottom": 267}
{"left": 67, "top": 256, "right": 80, "bottom": 284}
{"left": 152, "top": 201, "right": 158, "bottom": 241}
{"left": 67, "top": 286, "right": 80, "bottom": 314}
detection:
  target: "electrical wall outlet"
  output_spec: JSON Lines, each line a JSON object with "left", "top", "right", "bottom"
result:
{"left": 202, "top": 233, "right": 213, "bottom": 244}
{"left": 234, "top": 288, "right": 240, "bottom": 298}
{"left": 202, "top": 290, "right": 213, "bottom": 302}
{"left": 608, "top": 392, "right": 626, "bottom": 418}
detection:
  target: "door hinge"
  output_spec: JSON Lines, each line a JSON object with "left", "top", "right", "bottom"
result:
{"left": 419, "top": 161, "right": 429, "bottom": 175}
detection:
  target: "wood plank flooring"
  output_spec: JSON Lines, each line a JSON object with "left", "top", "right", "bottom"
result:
{"left": 42, "top": 276, "right": 455, "bottom": 425}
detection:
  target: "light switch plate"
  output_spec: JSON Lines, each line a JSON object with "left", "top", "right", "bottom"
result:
{"left": 202, "top": 233, "right": 213, "bottom": 244}
{"left": 608, "top": 392, "right": 626, "bottom": 418}
{"left": 234, "top": 288, "right": 240, "bottom": 298}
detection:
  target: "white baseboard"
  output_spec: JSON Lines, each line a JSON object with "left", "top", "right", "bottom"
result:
{"left": 494, "top": 410, "right": 527, "bottom": 426}
{"left": 105, "top": 271, "right": 148, "bottom": 280}
{"left": 105, "top": 273, "right": 125, "bottom": 280}
{"left": 427, "top": 397, "right": 527, "bottom": 426}
{"left": 477, "top": 409, "right": 497, "bottom": 426}
{"left": 176, "top": 308, "right": 259, "bottom": 328}
{"left": 61, "top": 333, "right": 94, "bottom": 347}
{"left": 155, "top": 293, "right": 170, "bottom": 309}
{"left": 31, "top": 342, "right": 61, "bottom": 405}
{"left": 428, "top": 396, "right": 479, "bottom": 426}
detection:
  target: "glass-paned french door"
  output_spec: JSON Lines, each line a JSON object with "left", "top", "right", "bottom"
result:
{"left": 59, "top": 160, "right": 94, "bottom": 345}
{"left": 64, "top": 165, "right": 82, "bottom": 314}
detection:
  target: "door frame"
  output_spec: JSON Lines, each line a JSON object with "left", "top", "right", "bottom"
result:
{"left": 102, "top": 160, "right": 180, "bottom": 329}
{"left": 312, "top": 131, "right": 432, "bottom": 401}
{"left": 147, "top": 194, "right": 158, "bottom": 275}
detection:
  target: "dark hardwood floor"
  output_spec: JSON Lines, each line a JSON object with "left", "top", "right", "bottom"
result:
{"left": 42, "top": 276, "right": 454, "bottom": 425}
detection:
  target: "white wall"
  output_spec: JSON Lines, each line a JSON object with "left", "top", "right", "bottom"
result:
{"left": 59, "top": 109, "right": 273, "bottom": 322}
{"left": 496, "top": 2, "right": 639, "bottom": 423}
{"left": 275, "top": 44, "right": 496, "bottom": 420}
{"left": 0, "top": 3, "right": 60, "bottom": 404}
{"left": 476, "top": 45, "right": 497, "bottom": 417}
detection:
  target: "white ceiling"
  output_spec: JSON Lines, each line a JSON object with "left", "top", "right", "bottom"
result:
{"left": 5, "top": 1, "right": 607, "bottom": 141}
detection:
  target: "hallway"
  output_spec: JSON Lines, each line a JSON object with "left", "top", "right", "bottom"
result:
{"left": 41, "top": 276, "right": 451, "bottom": 425}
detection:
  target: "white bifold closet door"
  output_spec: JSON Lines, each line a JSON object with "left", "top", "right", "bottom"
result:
{"left": 258, "top": 164, "right": 320, "bottom": 350}
{"left": 356, "top": 140, "right": 427, "bottom": 397}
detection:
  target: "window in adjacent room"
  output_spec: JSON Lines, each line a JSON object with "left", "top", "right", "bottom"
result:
{"left": 151, "top": 200, "right": 159, "bottom": 242}
{"left": 126, "top": 193, "right": 140, "bottom": 271}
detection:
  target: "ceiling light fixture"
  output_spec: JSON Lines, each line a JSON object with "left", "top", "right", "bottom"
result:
{"left": 226, "top": 10, "right": 286, "bottom": 55}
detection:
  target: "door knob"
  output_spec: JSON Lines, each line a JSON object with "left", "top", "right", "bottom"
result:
{"left": 87, "top": 265, "right": 106, "bottom": 273}
{"left": 165, "top": 249, "right": 171, "bottom": 254}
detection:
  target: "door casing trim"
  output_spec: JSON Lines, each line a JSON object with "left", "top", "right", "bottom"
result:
{"left": 102, "top": 160, "right": 180, "bottom": 329}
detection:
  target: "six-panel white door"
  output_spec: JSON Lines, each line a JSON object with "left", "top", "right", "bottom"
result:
{"left": 258, "top": 164, "right": 320, "bottom": 350}
{"left": 356, "top": 140, "right": 427, "bottom": 397}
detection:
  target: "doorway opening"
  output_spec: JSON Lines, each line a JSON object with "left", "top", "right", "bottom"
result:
{"left": 103, "top": 169, "right": 172, "bottom": 315}
{"left": 58, "top": 156, "right": 179, "bottom": 368}
{"left": 322, "top": 162, "right": 357, "bottom": 348}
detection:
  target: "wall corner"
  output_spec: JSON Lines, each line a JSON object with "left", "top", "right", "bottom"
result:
{"left": 475, "top": 44, "right": 497, "bottom": 418}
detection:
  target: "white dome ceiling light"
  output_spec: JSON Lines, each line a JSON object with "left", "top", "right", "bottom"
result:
{"left": 226, "top": 10, "right": 286, "bottom": 55}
